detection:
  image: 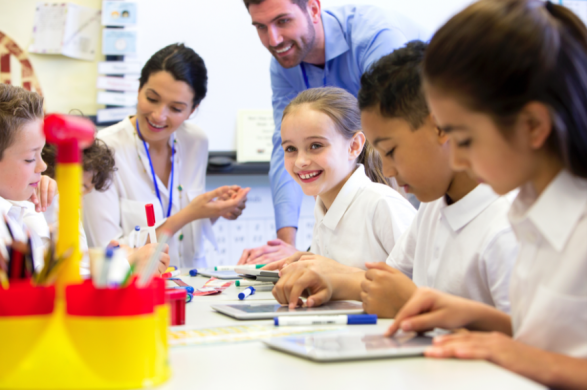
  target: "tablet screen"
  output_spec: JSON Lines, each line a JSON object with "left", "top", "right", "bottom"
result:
{"left": 296, "top": 333, "right": 432, "bottom": 352}
{"left": 266, "top": 332, "right": 433, "bottom": 361}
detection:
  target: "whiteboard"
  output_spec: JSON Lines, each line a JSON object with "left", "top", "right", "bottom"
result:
{"left": 136, "top": 0, "right": 474, "bottom": 151}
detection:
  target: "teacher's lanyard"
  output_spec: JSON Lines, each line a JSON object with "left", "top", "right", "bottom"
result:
{"left": 301, "top": 63, "right": 327, "bottom": 90}
{"left": 135, "top": 119, "right": 175, "bottom": 218}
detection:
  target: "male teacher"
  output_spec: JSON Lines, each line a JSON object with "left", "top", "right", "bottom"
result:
{"left": 238, "top": 0, "right": 425, "bottom": 264}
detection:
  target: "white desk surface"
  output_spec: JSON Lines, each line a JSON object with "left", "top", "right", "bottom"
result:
{"left": 159, "top": 275, "right": 545, "bottom": 390}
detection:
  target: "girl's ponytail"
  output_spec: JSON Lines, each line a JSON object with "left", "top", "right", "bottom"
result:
{"left": 359, "top": 140, "right": 390, "bottom": 185}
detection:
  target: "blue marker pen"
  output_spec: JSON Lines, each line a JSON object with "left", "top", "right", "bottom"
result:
{"left": 169, "top": 286, "right": 195, "bottom": 294}
{"left": 274, "top": 314, "right": 378, "bottom": 326}
{"left": 189, "top": 269, "right": 198, "bottom": 277}
{"left": 238, "top": 286, "right": 256, "bottom": 300}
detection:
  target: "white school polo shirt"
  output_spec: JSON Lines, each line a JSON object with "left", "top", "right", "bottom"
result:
{"left": 82, "top": 117, "right": 213, "bottom": 269}
{"left": 387, "top": 184, "right": 517, "bottom": 313}
{"left": 0, "top": 196, "right": 48, "bottom": 270}
{"left": 310, "top": 164, "right": 416, "bottom": 270}
{"left": 509, "top": 170, "right": 587, "bottom": 357}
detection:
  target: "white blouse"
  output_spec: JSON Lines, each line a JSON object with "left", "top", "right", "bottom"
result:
{"left": 509, "top": 170, "right": 587, "bottom": 357}
{"left": 310, "top": 164, "right": 416, "bottom": 270}
{"left": 82, "top": 117, "right": 213, "bottom": 269}
{"left": 387, "top": 184, "right": 518, "bottom": 313}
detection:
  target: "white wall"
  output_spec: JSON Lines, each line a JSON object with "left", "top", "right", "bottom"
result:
{"left": 137, "top": 0, "right": 474, "bottom": 151}
{"left": 0, "top": 0, "right": 103, "bottom": 115}
{"left": 0, "top": 0, "right": 474, "bottom": 147}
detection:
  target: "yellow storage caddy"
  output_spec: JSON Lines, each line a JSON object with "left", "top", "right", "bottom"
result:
{"left": 0, "top": 114, "right": 170, "bottom": 389}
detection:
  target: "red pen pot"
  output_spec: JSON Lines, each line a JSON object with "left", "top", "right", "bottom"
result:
{"left": 165, "top": 289, "right": 186, "bottom": 326}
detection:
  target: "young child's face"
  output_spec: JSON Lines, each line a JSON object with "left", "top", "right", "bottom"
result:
{"left": 361, "top": 109, "right": 454, "bottom": 202}
{"left": 425, "top": 85, "right": 533, "bottom": 195}
{"left": 0, "top": 118, "right": 47, "bottom": 201}
{"left": 281, "top": 105, "right": 359, "bottom": 199}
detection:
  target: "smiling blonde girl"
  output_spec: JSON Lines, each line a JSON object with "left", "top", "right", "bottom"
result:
{"left": 270, "top": 87, "right": 416, "bottom": 306}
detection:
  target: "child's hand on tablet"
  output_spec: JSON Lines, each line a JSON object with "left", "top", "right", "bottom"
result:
{"left": 272, "top": 261, "right": 334, "bottom": 309}
{"left": 385, "top": 288, "right": 509, "bottom": 337}
{"left": 361, "top": 262, "right": 417, "bottom": 318}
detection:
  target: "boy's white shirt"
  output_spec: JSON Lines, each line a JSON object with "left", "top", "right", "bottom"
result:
{"left": 509, "top": 169, "right": 587, "bottom": 358}
{"left": 0, "top": 196, "right": 48, "bottom": 270}
{"left": 387, "top": 184, "right": 518, "bottom": 313}
{"left": 310, "top": 164, "right": 417, "bottom": 270}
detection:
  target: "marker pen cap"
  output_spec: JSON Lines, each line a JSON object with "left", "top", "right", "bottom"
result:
{"left": 189, "top": 269, "right": 198, "bottom": 277}
{"left": 347, "top": 314, "right": 377, "bottom": 325}
{"left": 171, "top": 286, "right": 195, "bottom": 294}
{"left": 145, "top": 204, "right": 156, "bottom": 227}
{"left": 134, "top": 225, "right": 140, "bottom": 231}
{"left": 238, "top": 286, "right": 255, "bottom": 300}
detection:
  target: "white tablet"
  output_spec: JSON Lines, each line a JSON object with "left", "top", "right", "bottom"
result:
{"left": 235, "top": 267, "right": 280, "bottom": 282}
{"left": 264, "top": 332, "right": 433, "bottom": 362}
{"left": 211, "top": 301, "right": 363, "bottom": 320}
{"left": 196, "top": 270, "right": 240, "bottom": 280}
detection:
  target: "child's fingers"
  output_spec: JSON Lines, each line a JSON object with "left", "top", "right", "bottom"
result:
{"left": 260, "top": 258, "right": 286, "bottom": 270}
{"left": 385, "top": 289, "right": 436, "bottom": 336}
{"left": 29, "top": 191, "right": 41, "bottom": 212}
{"left": 287, "top": 272, "right": 316, "bottom": 309}
{"left": 306, "top": 288, "right": 330, "bottom": 308}
{"left": 40, "top": 178, "right": 49, "bottom": 210}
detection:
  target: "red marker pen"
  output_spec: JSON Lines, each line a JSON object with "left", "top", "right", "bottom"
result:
{"left": 145, "top": 204, "right": 157, "bottom": 244}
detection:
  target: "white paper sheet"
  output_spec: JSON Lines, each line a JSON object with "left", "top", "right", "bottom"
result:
{"left": 29, "top": 3, "right": 100, "bottom": 61}
{"left": 237, "top": 109, "right": 274, "bottom": 163}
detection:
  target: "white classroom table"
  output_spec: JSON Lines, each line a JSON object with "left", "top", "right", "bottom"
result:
{"left": 159, "top": 274, "right": 546, "bottom": 390}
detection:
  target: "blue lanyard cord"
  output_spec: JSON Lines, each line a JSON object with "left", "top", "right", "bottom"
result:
{"left": 135, "top": 119, "right": 175, "bottom": 218}
{"left": 301, "top": 63, "right": 327, "bottom": 90}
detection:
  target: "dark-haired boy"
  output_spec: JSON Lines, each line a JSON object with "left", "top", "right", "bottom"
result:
{"left": 271, "top": 41, "right": 518, "bottom": 318}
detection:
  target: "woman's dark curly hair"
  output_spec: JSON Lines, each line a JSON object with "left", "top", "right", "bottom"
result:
{"left": 42, "top": 139, "right": 116, "bottom": 191}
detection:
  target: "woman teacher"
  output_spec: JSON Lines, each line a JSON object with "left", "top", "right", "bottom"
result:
{"left": 83, "top": 43, "right": 249, "bottom": 268}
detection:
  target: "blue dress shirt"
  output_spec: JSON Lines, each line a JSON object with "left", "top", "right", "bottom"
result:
{"left": 269, "top": 5, "right": 427, "bottom": 231}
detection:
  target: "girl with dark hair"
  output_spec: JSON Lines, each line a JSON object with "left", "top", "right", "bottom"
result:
{"left": 387, "top": 1, "right": 587, "bottom": 388}
{"left": 83, "top": 43, "right": 249, "bottom": 269}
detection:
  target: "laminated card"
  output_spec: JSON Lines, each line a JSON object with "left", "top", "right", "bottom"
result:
{"left": 29, "top": 3, "right": 101, "bottom": 61}
{"left": 237, "top": 109, "right": 274, "bottom": 163}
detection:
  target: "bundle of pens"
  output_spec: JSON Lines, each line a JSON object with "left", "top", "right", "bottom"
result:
{"left": 88, "top": 234, "right": 169, "bottom": 289}
{"left": 0, "top": 237, "right": 35, "bottom": 289}
{"left": 0, "top": 230, "right": 173, "bottom": 389}
{"left": 0, "top": 215, "right": 63, "bottom": 289}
